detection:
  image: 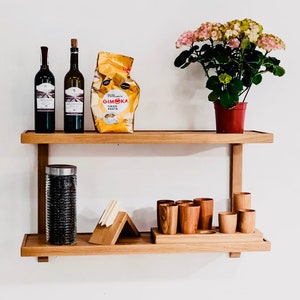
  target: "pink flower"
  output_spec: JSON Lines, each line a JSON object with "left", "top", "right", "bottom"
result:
{"left": 227, "top": 38, "right": 240, "bottom": 48}
{"left": 174, "top": 18, "right": 286, "bottom": 108}
{"left": 194, "top": 22, "right": 223, "bottom": 41}
{"left": 257, "top": 34, "right": 286, "bottom": 51}
{"left": 175, "top": 31, "right": 195, "bottom": 48}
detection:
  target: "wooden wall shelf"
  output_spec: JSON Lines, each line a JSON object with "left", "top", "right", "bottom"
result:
{"left": 21, "top": 231, "right": 271, "bottom": 258}
{"left": 20, "top": 130, "right": 273, "bottom": 262}
{"left": 21, "top": 130, "right": 273, "bottom": 144}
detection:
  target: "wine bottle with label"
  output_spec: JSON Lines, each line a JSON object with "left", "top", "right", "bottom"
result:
{"left": 34, "top": 46, "right": 55, "bottom": 133}
{"left": 64, "top": 38, "right": 84, "bottom": 133}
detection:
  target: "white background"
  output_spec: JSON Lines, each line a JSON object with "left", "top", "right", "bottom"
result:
{"left": 0, "top": 0, "right": 298, "bottom": 299}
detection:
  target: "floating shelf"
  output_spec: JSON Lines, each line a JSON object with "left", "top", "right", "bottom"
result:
{"left": 21, "top": 230, "right": 271, "bottom": 258}
{"left": 21, "top": 130, "right": 273, "bottom": 144}
{"left": 20, "top": 130, "right": 273, "bottom": 262}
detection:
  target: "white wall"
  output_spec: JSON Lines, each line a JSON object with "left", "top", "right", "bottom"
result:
{"left": 0, "top": 0, "right": 298, "bottom": 298}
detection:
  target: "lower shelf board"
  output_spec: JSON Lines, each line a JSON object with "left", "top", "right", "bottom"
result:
{"left": 21, "top": 228, "right": 271, "bottom": 258}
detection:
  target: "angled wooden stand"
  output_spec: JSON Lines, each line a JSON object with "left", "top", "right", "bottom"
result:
{"left": 88, "top": 211, "right": 140, "bottom": 245}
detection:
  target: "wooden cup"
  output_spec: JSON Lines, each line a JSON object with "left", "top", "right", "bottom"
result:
{"left": 176, "top": 201, "right": 193, "bottom": 232}
{"left": 237, "top": 209, "right": 256, "bottom": 233}
{"left": 175, "top": 200, "right": 193, "bottom": 205}
{"left": 218, "top": 211, "right": 237, "bottom": 234}
{"left": 159, "top": 203, "right": 178, "bottom": 235}
{"left": 157, "top": 200, "right": 175, "bottom": 231}
{"left": 194, "top": 198, "right": 214, "bottom": 230}
{"left": 233, "top": 192, "right": 251, "bottom": 212}
{"left": 179, "top": 204, "right": 200, "bottom": 234}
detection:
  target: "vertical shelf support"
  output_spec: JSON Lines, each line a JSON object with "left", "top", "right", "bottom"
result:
{"left": 229, "top": 143, "right": 243, "bottom": 258}
{"left": 37, "top": 144, "right": 49, "bottom": 262}
{"left": 230, "top": 143, "right": 243, "bottom": 206}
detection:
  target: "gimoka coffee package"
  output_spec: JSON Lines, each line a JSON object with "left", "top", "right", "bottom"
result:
{"left": 91, "top": 52, "right": 140, "bottom": 133}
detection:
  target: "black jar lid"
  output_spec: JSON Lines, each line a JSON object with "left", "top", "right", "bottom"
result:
{"left": 46, "top": 164, "right": 77, "bottom": 176}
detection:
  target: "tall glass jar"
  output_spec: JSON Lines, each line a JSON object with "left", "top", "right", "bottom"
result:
{"left": 45, "top": 164, "right": 77, "bottom": 245}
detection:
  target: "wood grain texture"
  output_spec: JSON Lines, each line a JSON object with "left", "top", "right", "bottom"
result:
{"left": 21, "top": 229, "right": 271, "bottom": 258}
{"left": 151, "top": 227, "right": 263, "bottom": 244}
{"left": 37, "top": 144, "right": 48, "bottom": 234}
{"left": 88, "top": 212, "right": 140, "bottom": 245}
{"left": 21, "top": 130, "right": 274, "bottom": 145}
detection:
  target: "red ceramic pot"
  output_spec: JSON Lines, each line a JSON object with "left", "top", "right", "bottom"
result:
{"left": 214, "top": 102, "right": 247, "bottom": 133}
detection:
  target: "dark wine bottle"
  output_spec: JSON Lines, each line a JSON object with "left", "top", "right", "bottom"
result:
{"left": 34, "top": 46, "right": 55, "bottom": 133}
{"left": 64, "top": 38, "right": 84, "bottom": 133}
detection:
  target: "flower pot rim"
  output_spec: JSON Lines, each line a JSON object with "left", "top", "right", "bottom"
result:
{"left": 214, "top": 101, "right": 248, "bottom": 110}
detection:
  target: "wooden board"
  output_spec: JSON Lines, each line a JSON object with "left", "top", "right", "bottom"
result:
{"left": 21, "top": 231, "right": 271, "bottom": 259}
{"left": 151, "top": 227, "right": 264, "bottom": 244}
{"left": 20, "top": 130, "right": 274, "bottom": 145}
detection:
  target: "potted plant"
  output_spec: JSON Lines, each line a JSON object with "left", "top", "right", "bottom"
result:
{"left": 174, "top": 18, "right": 286, "bottom": 133}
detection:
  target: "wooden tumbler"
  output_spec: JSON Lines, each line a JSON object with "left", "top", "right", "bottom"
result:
{"left": 179, "top": 204, "right": 200, "bottom": 234}
{"left": 237, "top": 209, "right": 256, "bottom": 233}
{"left": 159, "top": 203, "right": 178, "bottom": 235}
{"left": 218, "top": 211, "right": 237, "bottom": 234}
{"left": 176, "top": 200, "right": 193, "bottom": 232}
{"left": 157, "top": 200, "right": 175, "bottom": 232}
{"left": 233, "top": 192, "right": 251, "bottom": 212}
{"left": 194, "top": 198, "right": 214, "bottom": 230}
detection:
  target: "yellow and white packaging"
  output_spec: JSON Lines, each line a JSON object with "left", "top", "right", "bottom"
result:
{"left": 90, "top": 52, "right": 140, "bottom": 133}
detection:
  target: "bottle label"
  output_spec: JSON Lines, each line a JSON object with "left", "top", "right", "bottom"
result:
{"left": 36, "top": 83, "right": 55, "bottom": 111}
{"left": 65, "top": 87, "right": 84, "bottom": 114}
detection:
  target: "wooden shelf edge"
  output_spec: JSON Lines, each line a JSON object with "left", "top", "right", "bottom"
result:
{"left": 20, "top": 130, "right": 274, "bottom": 145}
{"left": 21, "top": 232, "right": 271, "bottom": 258}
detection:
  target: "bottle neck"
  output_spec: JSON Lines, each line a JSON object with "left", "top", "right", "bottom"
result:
{"left": 41, "top": 46, "right": 49, "bottom": 69}
{"left": 70, "top": 48, "right": 79, "bottom": 70}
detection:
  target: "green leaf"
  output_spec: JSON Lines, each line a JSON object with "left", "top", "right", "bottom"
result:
{"left": 242, "top": 71, "right": 253, "bottom": 87}
{"left": 228, "top": 78, "right": 243, "bottom": 93}
{"left": 252, "top": 73, "right": 262, "bottom": 85}
{"left": 273, "top": 66, "right": 285, "bottom": 76}
{"left": 174, "top": 50, "right": 192, "bottom": 68}
{"left": 220, "top": 91, "right": 239, "bottom": 108}
{"left": 208, "top": 91, "right": 220, "bottom": 102}
{"left": 213, "top": 44, "right": 231, "bottom": 64}
{"left": 264, "top": 56, "right": 280, "bottom": 66}
{"left": 206, "top": 76, "right": 220, "bottom": 91}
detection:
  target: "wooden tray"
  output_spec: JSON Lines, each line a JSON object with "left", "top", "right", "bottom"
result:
{"left": 151, "top": 227, "right": 264, "bottom": 244}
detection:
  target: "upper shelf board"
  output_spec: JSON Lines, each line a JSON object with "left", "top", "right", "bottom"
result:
{"left": 21, "top": 130, "right": 274, "bottom": 145}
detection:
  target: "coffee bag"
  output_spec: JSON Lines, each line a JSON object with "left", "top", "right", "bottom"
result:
{"left": 91, "top": 52, "right": 140, "bottom": 133}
